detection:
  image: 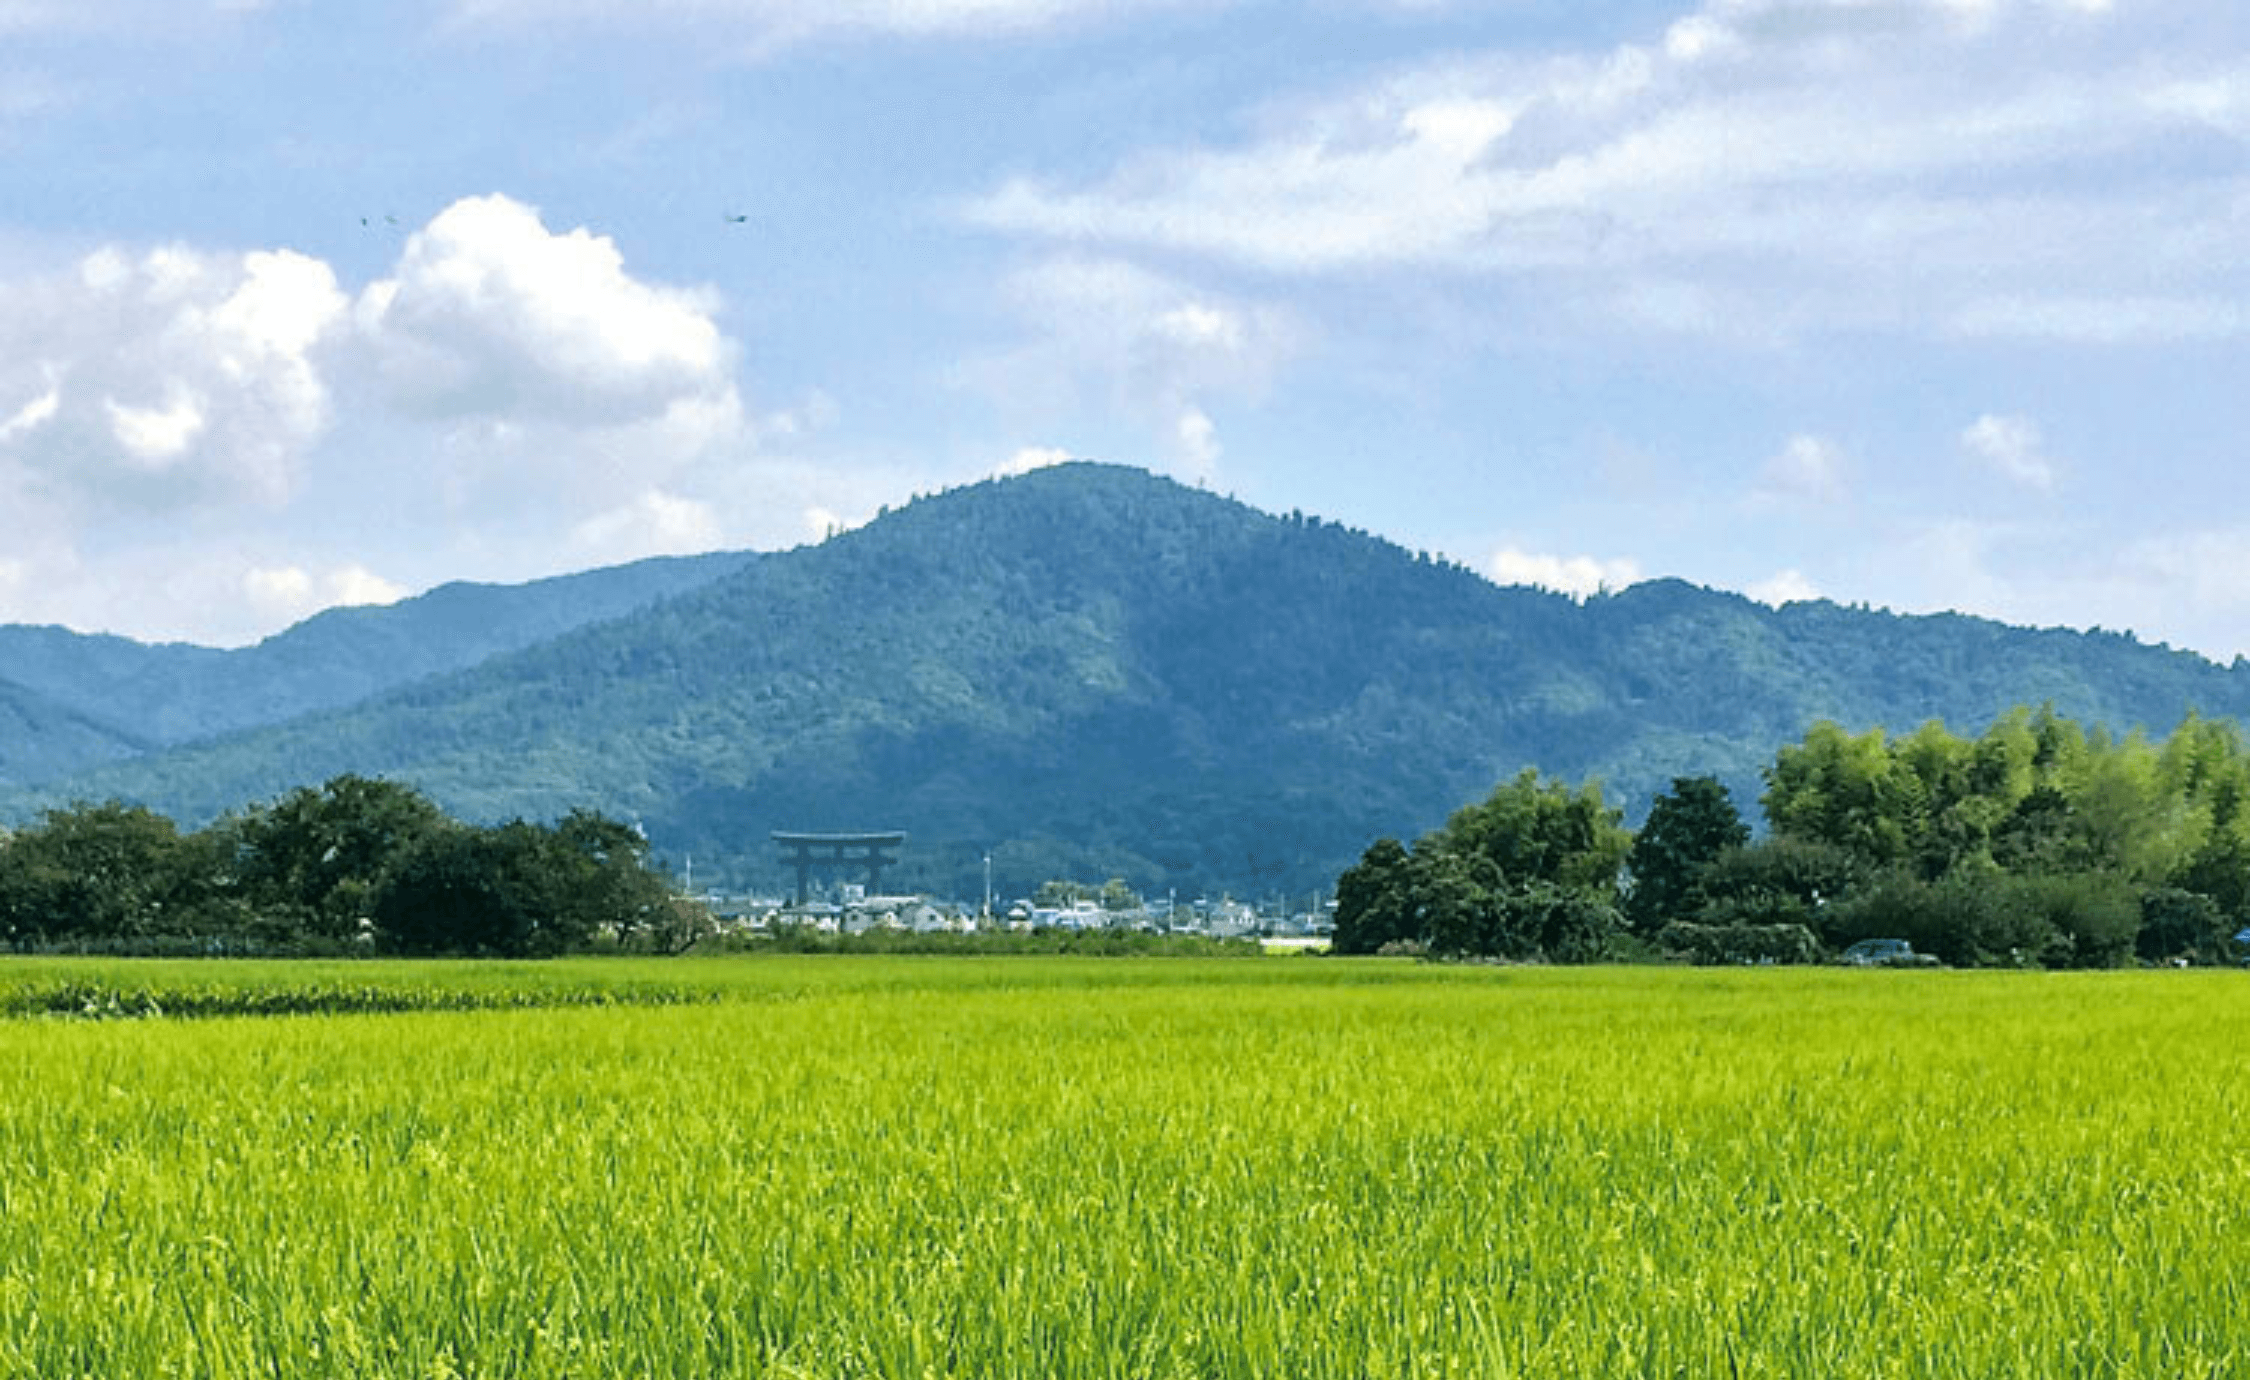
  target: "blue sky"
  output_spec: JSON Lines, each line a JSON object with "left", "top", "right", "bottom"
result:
{"left": 1, "top": 0, "right": 2244, "bottom": 659}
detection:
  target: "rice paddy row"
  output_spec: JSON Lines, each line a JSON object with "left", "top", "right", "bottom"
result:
{"left": 3, "top": 958, "right": 2244, "bottom": 1377}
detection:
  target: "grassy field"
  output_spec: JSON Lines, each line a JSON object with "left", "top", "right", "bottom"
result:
{"left": 2, "top": 957, "right": 2246, "bottom": 1377}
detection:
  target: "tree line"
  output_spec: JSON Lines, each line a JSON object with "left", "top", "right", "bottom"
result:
{"left": 0, "top": 776, "right": 695, "bottom": 958}
{"left": 1335, "top": 707, "right": 2250, "bottom": 967}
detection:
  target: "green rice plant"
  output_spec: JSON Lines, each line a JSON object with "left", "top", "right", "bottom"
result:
{"left": 0, "top": 960, "right": 2245, "bottom": 1376}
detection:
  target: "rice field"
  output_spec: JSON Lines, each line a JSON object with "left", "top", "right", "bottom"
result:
{"left": 2, "top": 956, "right": 2246, "bottom": 1377}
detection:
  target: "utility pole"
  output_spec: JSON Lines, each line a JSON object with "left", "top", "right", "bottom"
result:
{"left": 983, "top": 853, "right": 993, "bottom": 922}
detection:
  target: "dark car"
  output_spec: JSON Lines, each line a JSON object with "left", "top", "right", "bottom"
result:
{"left": 1841, "top": 938, "right": 1941, "bottom": 968}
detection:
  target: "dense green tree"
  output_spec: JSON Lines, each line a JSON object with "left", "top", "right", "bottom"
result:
{"left": 2005, "top": 872, "right": 2141, "bottom": 968}
{"left": 1502, "top": 882, "right": 1621, "bottom": 964}
{"left": 1623, "top": 776, "right": 1748, "bottom": 935}
{"left": 224, "top": 775, "right": 449, "bottom": 941}
{"left": 1033, "top": 879, "right": 1094, "bottom": 909}
{"left": 0, "top": 802, "right": 190, "bottom": 947}
{"left": 1432, "top": 769, "right": 1631, "bottom": 902}
{"left": 370, "top": 823, "right": 584, "bottom": 957}
{"left": 2137, "top": 887, "right": 2227, "bottom": 964}
{"left": 1693, "top": 837, "right": 1867, "bottom": 945}
{"left": 369, "top": 813, "right": 677, "bottom": 957}
{"left": 1332, "top": 837, "right": 1414, "bottom": 954}
{"left": 1414, "top": 849, "right": 1512, "bottom": 959}
{"left": 1825, "top": 866, "right": 2056, "bottom": 968}
{"left": 547, "top": 808, "right": 678, "bottom": 947}
{"left": 1763, "top": 722, "right": 1919, "bottom": 867}
{"left": 1360, "top": 771, "right": 1631, "bottom": 962}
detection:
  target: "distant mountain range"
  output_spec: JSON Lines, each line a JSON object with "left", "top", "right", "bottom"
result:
{"left": 5, "top": 463, "right": 2245, "bottom": 900}
{"left": 0, "top": 550, "right": 753, "bottom": 776}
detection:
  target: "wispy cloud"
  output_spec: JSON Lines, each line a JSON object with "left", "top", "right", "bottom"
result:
{"left": 441, "top": 0, "right": 1215, "bottom": 49}
{"left": 1753, "top": 433, "right": 1850, "bottom": 506}
{"left": 1961, "top": 412, "right": 2056, "bottom": 490}
{"left": 967, "top": 0, "right": 2249, "bottom": 344}
{"left": 961, "top": 255, "right": 1299, "bottom": 486}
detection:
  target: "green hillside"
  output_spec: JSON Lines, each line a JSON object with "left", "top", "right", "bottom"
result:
{"left": 9, "top": 464, "right": 2247, "bottom": 899}
{"left": 0, "top": 549, "right": 754, "bottom": 776}
{"left": 0, "top": 677, "right": 150, "bottom": 786}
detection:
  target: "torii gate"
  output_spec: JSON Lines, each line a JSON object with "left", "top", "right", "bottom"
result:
{"left": 771, "top": 830, "right": 906, "bottom": 906}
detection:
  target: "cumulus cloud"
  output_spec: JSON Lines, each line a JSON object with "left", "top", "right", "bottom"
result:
{"left": 1754, "top": 433, "right": 1850, "bottom": 505}
{"left": 0, "top": 195, "right": 768, "bottom": 642}
{"left": 243, "top": 562, "right": 408, "bottom": 624}
{"left": 992, "top": 444, "right": 1074, "bottom": 478}
{"left": 1172, "top": 407, "right": 1220, "bottom": 478}
{"left": 1748, "top": 568, "right": 1820, "bottom": 605}
{"left": 0, "top": 244, "right": 345, "bottom": 513}
{"left": 1489, "top": 546, "right": 1642, "bottom": 599}
{"left": 355, "top": 193, "right": 731, "bottom": 427}
{"left": 1961, "top": 412, "right": 2056, "bottom": 489}
{"left": 967, "top": 0, "right": 2248, "bottom": 343}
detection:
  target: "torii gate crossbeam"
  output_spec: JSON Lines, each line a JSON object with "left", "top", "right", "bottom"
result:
{"left": 771, "top": 831, "right": 907, "bottom": 906}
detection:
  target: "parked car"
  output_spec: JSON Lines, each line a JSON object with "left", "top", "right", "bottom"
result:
{"left": 1841, "top": 938, "right": 1941, "bottom": 968}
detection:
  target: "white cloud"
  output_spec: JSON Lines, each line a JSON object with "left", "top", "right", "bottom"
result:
{"left": 1849, "top": 516, "right": 2250, "bottom": 662}
{"left": 355, "top": 193, "right": 731, "bottom": 427}
{"left": 1748, "top": 568, "right": 1820, "bottom": 605}
{"left": 992, "top": 444, "right": 1074, "bottom": 478}
{"left": 967, "top": 256, "right": 1297, "bottom": 483}
{"left": 0, "top": 243, "right": 345, "bottom": 513}
{"left": 570, "top": 488, "right": 724, "bottom": 560}
{"left": 1173, "top": 407, "right": 1219, "bottom": 478}
{"left": 0, "top": 377, "right": 58, "bottom": 442}
{"left": 1961, "top": 412, "right": 2055, "bottom": 490}
{"left": 1002, "top": 257, "right": 1298, "bottom": 400}
{"left": 1489, "top": 546, "right": 1642, "bottom": 599}
{"left": 243, "top": 562, "right": 408, "bottom": 623}
{"left": 751, "top": 388, "right": 839, "bottom": 445}
{"left": 801, "top": 504, "right": 870, "bottom": 543}
{"left": 0, "top": 199, "right": 771, "bottom": 643}
{"left": 105, "top": 386, "right": 206, "bottom": 465}
{"left": 1754, "top": 433, "right": 1849, "bottom": 505}
{"left": 967, "top": 1, "right": 2249, "bottom": 343}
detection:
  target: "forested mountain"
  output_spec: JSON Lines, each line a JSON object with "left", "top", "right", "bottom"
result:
{"left": 6, "top": 463, "right": 2246, "bottom": 899}
{"left": 0, "top": 549, "right": 754, "bottom": 784}
{"left": 0, "top": 676, "right": 151, "bottom": 784}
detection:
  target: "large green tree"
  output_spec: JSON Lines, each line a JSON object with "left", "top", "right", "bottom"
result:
{"left": 1430, "top": 769, "right": 1632, "bottom": 902}
{"left": 1623, "top": 776, "right": 1748, "bottom": 935}
{"left": 369, "top": 813, "right": 678, "bottom": 958}
{"left": 0, "top": 802, "right": 192, "bottom": 947}
{"left": 547, "top": 808, "right": 681, "bottom": 949}
{"left": 1332, "top": 837, "right": 1414, "bottom": 954}
{"left": 223, "top": 775, "right": 449, "bottom": 941}
{"left": 1343, "top": 771, "right": 1630, "bottom": 961}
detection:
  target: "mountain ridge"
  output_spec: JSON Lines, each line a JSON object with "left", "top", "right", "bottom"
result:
{"left": 0, "top": 548, "right": 758, "bottom": 783}
{"left": 6, "top": 463, "right": 2245, "bottom": 898}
